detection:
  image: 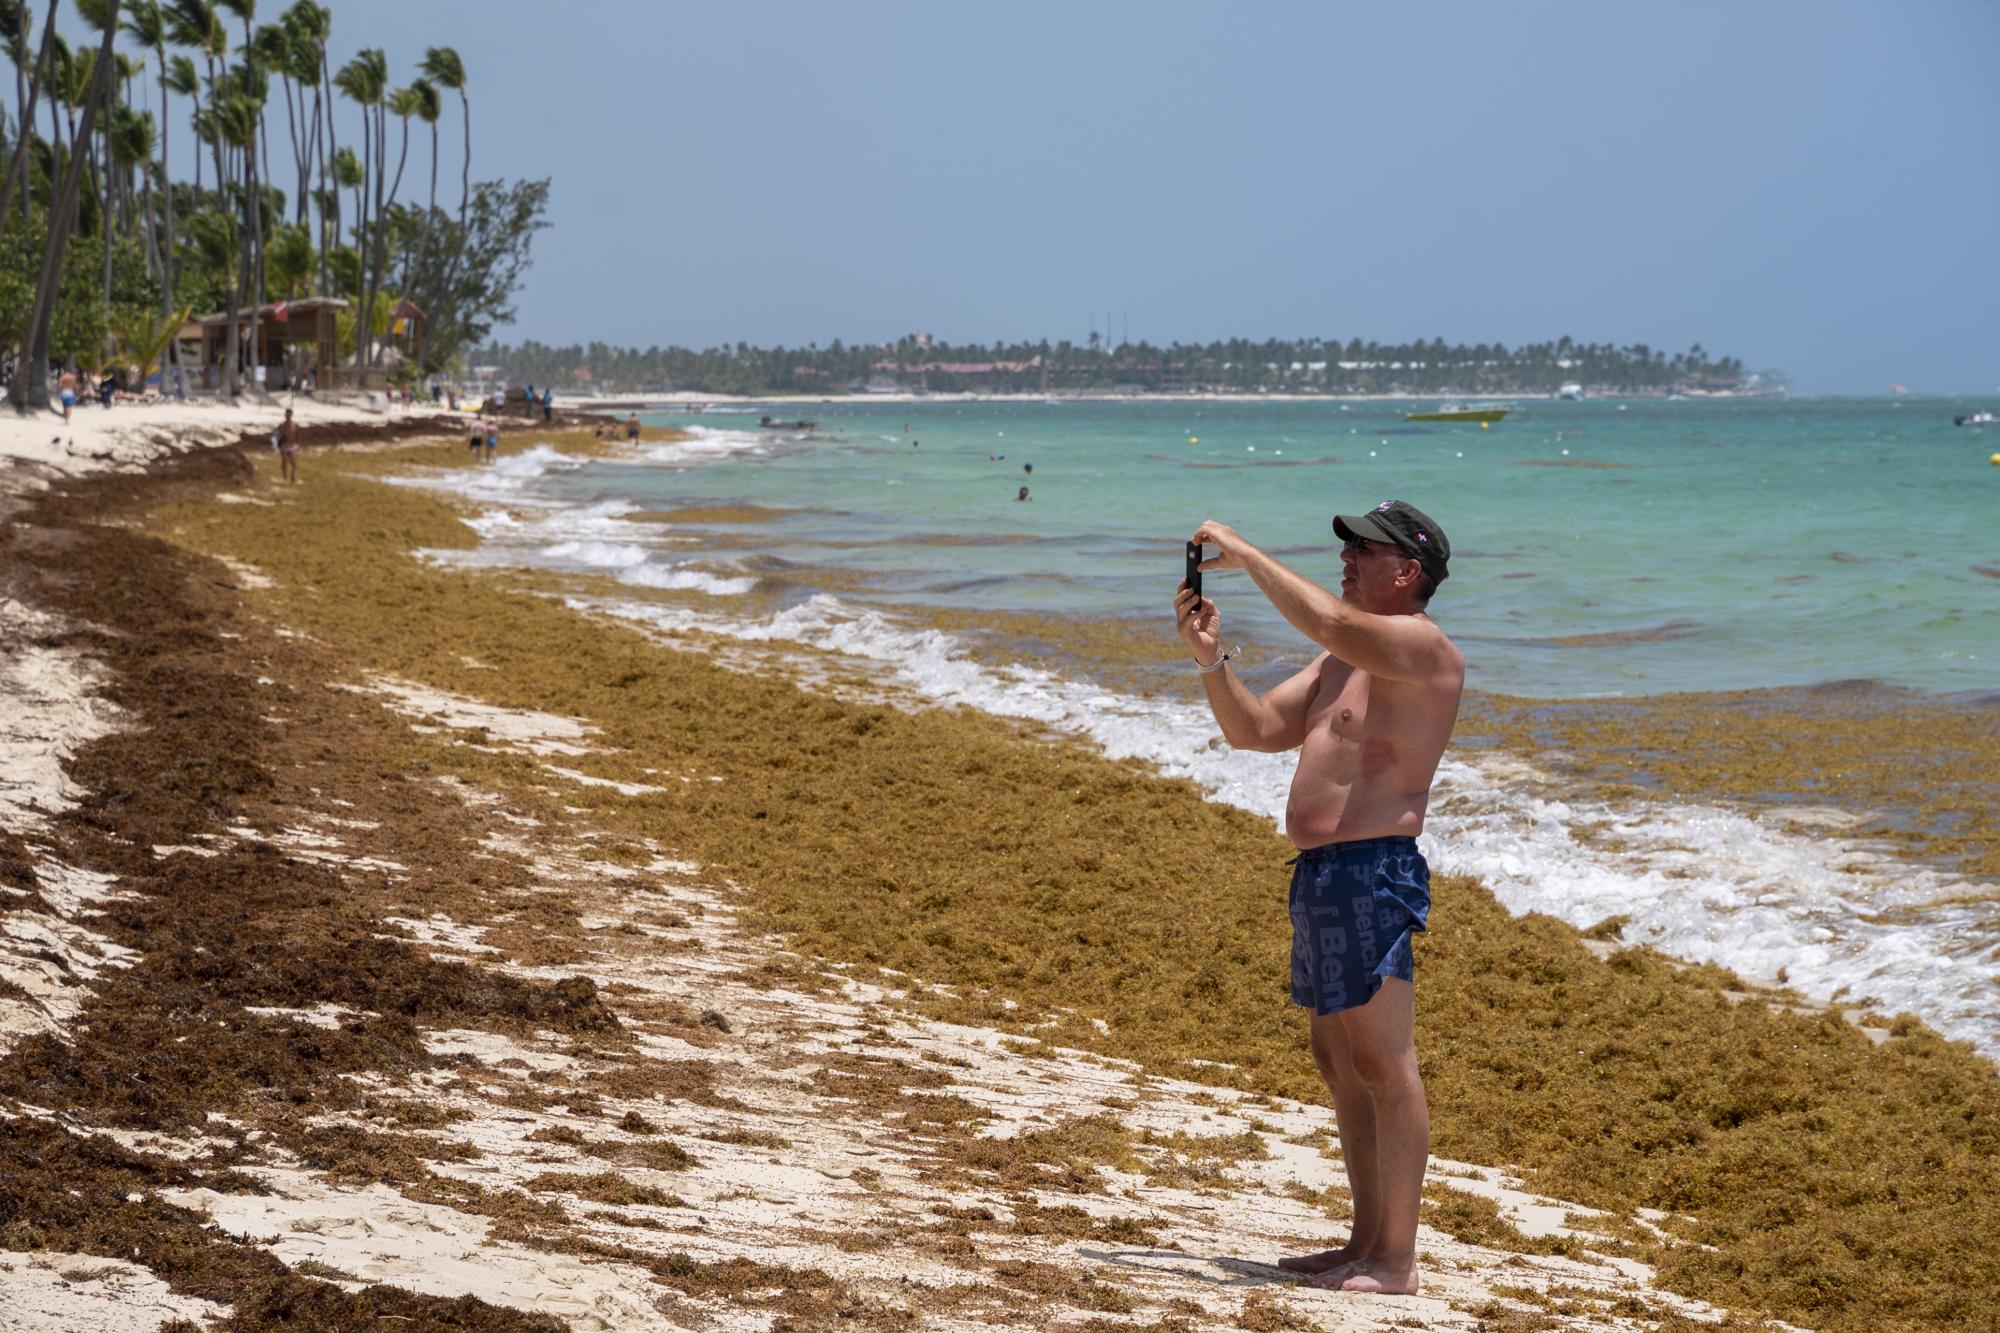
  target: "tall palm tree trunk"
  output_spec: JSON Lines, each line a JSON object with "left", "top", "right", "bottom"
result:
{"left": 247, "top": 126, "right": 266, "bottom": 395}
{"left": 436, "top": 82, "right": 468, "bottom": 353}
{"left": 0, "top": 0, "right": 57, "bottom": 238}
{"left": 319, "top": 50, "right": 336, "bottom": 320}
{"left": 100, "top": 82, "right": 116, "bottom": 307}
{"left": 406, "top": 113, "right": 434, "bottom": 317}
{"left": 11, "top": 2, "right": 118, "bottom": 412}
{"left": 371, "top": 100, "right": 409, "bottom": 368}
{"left": 200, "top": 55, "right": 236, "bottom": 395}
{"left": 157, "top": 52, "right": 177, "bottom": 386}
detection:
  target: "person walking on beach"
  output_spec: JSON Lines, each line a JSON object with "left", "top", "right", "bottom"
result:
{"left": 485, "top": 423, "right": 499, "bottom": 463}
{"left": 625, "top": 413, "right": 641, "bottom": 443}
{"left": 58, "top": 370, "right": 76, "bottom": 423}
{"left": 1174, "top": 499, "right": 1462, "bottom": 1298}
{"left": 276, "top": 408, "right": 302, "bottom": 484}
{"left": 542, "top": 387, "right": 554, "bottom": 422}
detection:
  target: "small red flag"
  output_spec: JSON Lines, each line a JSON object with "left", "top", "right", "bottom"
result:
{"left": 270, "top": 301, "right": 289, "bottom": 323}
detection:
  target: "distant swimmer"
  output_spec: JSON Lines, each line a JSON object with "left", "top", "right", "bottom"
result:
{"left": 1177, "top": 500, "right": 1462, "bottom": 1299}
{"left": 1023, "top": 462, "right": 1033, "bottom": 474}
{"left": 1017, "top": 486, "right": 1031, "bottom": 501}
{"left": 913, "top": 439, "right": 920, "bottom": 447}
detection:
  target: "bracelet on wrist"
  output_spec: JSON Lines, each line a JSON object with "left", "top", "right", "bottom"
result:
{"left": 1196, "top": 646, "right": 1238, "bottom": 674}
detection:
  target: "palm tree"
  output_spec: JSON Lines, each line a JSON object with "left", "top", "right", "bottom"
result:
{"left": 261, "top": 216, "right": 307, "bottom": 295}
{"left": 217, "top": 0, "right": 271, "bottom": 388}
{"left": 183, "top": 201, "right": 233, "bottom": 311}
{"left": 333, "top": 46, "right": 382, "bottom": 368}
{"left": 218, "top": 60, "right": 269, "bottom": 394}
{"left": 284, "top": 0, "right": 330, "bottom": 289}
{"left": 384, "top": 81, "right": 415, "bottom": 203}
{"left": 11, "top": 0, "right": 119, "bottom": 412}
{"left": 400, "top": 73, "right": 436, "bottom": 296}
{"left": 168, "top": 0, "right": 235, "bottom": 390}
{"left": 107, "top": 102, "right": 158, "bottom": 279}
{"left": 109, "top": 300, "right": 189, "bottom": 384}
{"left": 96, "top": 51, "right": 143, "bottom": 305}
{"left": 417, "top": 44, "right": 462, "bottom": 373}
{"left": 0, "top": 0, "right": 58, "bottom": 238}
{"left": 122, "top": 0, "right": 184, "bottom": 371}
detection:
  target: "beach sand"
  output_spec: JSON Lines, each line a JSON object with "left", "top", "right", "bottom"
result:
{"left": 0, "top": 394, "right": 470, "bottom": 485}
{"left": 2, "top": 428, "right": 1995, "bottom": 1333}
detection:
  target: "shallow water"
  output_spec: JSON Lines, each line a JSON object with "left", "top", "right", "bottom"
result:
{"left": 394, "top": 399, "right": 2000, "bottom": 1057}
{"left": 551, "top": 397, "right": 1992, "bottom": 697}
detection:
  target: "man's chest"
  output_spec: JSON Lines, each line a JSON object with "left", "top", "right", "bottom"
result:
{"left": 1306, "top": 661, "right": 1376, "bottom": 738}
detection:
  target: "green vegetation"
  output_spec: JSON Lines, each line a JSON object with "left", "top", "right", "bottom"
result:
{"left": 478, "top": 332, "right": 1774, "bottom": 398}
{"left": 0, "top": 0, "right": 545, "bottom": 406}
{"left": 148, "top": 435, "right": 1997, "bottom": 1333}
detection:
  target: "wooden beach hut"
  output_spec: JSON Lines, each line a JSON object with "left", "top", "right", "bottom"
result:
{"left": 192, "top": 298, "right": 349, "bottom": 391}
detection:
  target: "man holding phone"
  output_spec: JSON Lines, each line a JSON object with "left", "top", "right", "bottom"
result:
{"left": 1174, "top": 500, "right": 1462, "bottom": 1297}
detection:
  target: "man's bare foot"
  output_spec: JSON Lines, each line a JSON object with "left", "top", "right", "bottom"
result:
{"left": 1323, "top": 1259, "right": 1418, "bottom": 1295}
{"left": 1276, "top": 1245, "right": 1360, "bottom": 1276}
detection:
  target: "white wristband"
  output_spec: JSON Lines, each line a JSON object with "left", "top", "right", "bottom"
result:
{"left": 1196, "top": 647, "right": 1238, "bottom": 674}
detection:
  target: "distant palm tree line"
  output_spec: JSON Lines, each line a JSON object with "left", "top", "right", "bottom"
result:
{"left": 480, "top": 334, "right": 1769, "bottom": 399}
{"left": 1, "top": 0, "right": 490, "bottom": 410}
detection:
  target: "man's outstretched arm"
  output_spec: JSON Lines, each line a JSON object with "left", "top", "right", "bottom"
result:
{"left": 1192, "top": 521, "right": 1458, "bottom": 685}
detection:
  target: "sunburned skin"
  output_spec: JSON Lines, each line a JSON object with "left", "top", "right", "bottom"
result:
{"left": 1283, "top": 646, "right": 1461, "bottom": 848}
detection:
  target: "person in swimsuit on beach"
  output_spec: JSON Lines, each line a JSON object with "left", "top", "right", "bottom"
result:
{"left": 276, "top": 409, "right": 302, "bottom": 484}
{"left": 1174, "top": 499, "right": 1462, "bottom": 1298}
{"left": 625, "top": 413, "right": 641, "bottom": 443}
{"left": 485, "top": 424, "right": 499, "bottom": 462}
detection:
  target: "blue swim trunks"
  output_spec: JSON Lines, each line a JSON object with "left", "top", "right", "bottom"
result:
{"left": 1287, "top": 835, "right": 1431, "bottom": 1016}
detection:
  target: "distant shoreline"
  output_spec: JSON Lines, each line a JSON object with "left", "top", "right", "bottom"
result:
{"left": 576, "top": 388, "right": 1786, "bottom": 411}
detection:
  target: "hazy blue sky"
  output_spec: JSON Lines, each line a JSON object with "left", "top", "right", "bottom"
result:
{"left": 263, "top": 1, "right": 1996, "bottom": 392}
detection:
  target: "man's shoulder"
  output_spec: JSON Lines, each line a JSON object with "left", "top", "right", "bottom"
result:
{"left": 1412, "top": 612, "right": 1465, "bottom": 663}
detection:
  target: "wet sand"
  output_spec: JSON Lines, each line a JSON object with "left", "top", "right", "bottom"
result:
{"left": 1, "top": 428, "right": 1995, "bottom": 1333}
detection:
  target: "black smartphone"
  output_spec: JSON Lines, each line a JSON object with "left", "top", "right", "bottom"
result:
{"left": 1185, "top": 541, "right": 1203, "bottom": 601}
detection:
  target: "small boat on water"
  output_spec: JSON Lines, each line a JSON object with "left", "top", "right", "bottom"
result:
{"left": 758, "top": 415, "right": 818, "bottom": 430}
{"left": 1954, "top": 410, "right": 1993, "bottom": 427}
{"left": 1406, "top": 404, "right": 1509, "bottom": 424}
{"left": 1557, "top": 382, "right": 1584, "bottom": 401}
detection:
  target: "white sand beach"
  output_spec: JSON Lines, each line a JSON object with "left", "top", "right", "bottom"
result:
{"left": 0, "top": 396, "right": 460, "bottom": 483}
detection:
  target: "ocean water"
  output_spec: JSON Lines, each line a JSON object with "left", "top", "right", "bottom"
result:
{"left": 396, "top": 398, "right": 2000, "bottom": 1056}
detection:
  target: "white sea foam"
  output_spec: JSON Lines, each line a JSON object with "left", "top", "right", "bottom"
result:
{"left": 388, "top": 443, "right": 586, "bottom": 504}
{"left": 617, "top": 564, "right": 759, "bottom": 597}
{"left": 467, "top": 497, "right": 635, "bottom": 534}
{"left": 626, "top": 427, "right": 769, "bottom": 467}
{"left": 540, "top": 540, "right": 649, "bottom": 569}
{"left": 580, "top": 590, "right": 2000, "bottom": 1057}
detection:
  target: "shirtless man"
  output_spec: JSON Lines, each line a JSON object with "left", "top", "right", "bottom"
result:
{"left": 276, "top": 408, "right": 302, "bottom": 484}
{"left": 1174, "top": 499, "right": 1463, "bottom": 1297}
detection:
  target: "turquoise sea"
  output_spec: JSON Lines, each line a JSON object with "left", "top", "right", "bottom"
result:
{"left": 607, "top": 397, "right": 1995, "bottom": 698}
